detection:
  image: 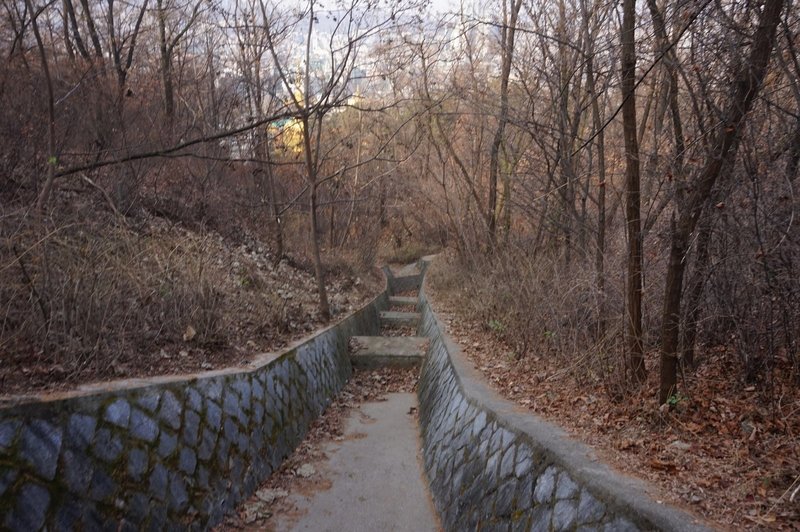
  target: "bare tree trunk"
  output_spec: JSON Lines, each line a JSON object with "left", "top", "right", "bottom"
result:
{"left": 487, "top": 0, "right": 522, "bottom": 248}
{"left": 583, "top": 0, "right": 606, "bottom": 336}
{"left": 659, "top": 0, "right": 784, "bottom": 403}
{"left": 620, "top": 0, "right": 647, "bottom": 382}
{"left": 29, "top": 0, "right": 57, "bottom": 212}
{"left": 78, "top": 0, "right": 103, "bottom": 58}
{"left": 309, "top": 179, "right": 331, "bottom": 320}
{"left": 157, "top": 0, "right": 174, "bottom": 119}
{"left": 681, "top": 213, "right": 712, "bottom": 367}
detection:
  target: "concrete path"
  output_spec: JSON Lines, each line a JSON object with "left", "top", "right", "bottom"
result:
{"left": 273, "top": 393, "right": 440, "bottom": 532}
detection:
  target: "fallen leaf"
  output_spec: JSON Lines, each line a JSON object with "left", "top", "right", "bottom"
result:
{"left": 183, "top": 325, "right": 197, "bottom": 342}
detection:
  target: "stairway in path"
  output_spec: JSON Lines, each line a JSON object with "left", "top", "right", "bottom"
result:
{"left": 254, "top": 265, "right": 439, "bottom": 532}
{"left": 349, "top": 273, "right": 428, "bottom": 369}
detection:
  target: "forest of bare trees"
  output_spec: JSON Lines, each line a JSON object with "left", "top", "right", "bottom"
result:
{"left": 1, "top": 0, "right": 799, "bottom": 439}
{"left": 2, "top": 0, "right": 800, "bottom": 525}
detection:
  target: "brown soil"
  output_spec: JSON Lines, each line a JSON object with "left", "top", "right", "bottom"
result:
{"left": 217, "top": 367, "right": 419, "bottom": 531}
{"left": 427, "top": 268, "right": 800, "bottom": 531}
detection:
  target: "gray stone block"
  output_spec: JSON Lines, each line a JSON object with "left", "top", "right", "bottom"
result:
{"left": 533, "top": 465, "right": 558, "bottom": 504}
{"left": 89, "top": 468, "right": 116, "bottom": 501}
{"left": 182, "top": 410, "right": 201, "bottom": 447}
{"left": 80, "top": 505, "right": 112, "bottom": 532}
{"left": 232, "top": 378, "right": 252, "bottom": 411}
{"left": 252, "top": 401, "right": 264, "bottom": 426}
{"left": 499, "top": 444, "right": 517, "bottom": 481}
{"left": 5, "top": 481, "right": 50, "bottom": 532}
{"left": 222, "top": 391, "right": 241, "bottom": 423}
{"left": 198, "top": 427, "right": 217, "bottom": 461}
{"left": 54, "top": 497, "right": 81, "bottom": 532}
{"left": 530, "top": 504, "right": 554, "bottom": 532}
{"left": 130, "top": 409, "right": 159, "bottom": 443}
{"left": 136, "top": 391, "right": 161, "bottom": 413}
{"left": 556, "top": 472, "right": 579, "bottom": 500}
{"left": 511, "top": 510, "right": 532, "bottom": 532}
{"left": 216, "top": 435, "right": 230, "bottom": 470}
{"left": 158, "top": 391, "right": 182, "bottom": 430}
{"left": 515, "top": 447, "right": 533, "bottom": 478}
{"left": 179, "top": 447, "right": 197, "bottom": 475}
{"left": 198, "top": 377, "right": 223, "bottom": 402}
{"left": 235, "top": 427, "right": 249, "bottom": 452}
{"left": 0, "top": 419, "right": 20, "bottom": 449}
{"left": 472, "top": 410, "right": 488, "bottom": 438}
{"left": 126, "top": 492, "right": 151, "bottom": 523}
{"left": 149, "top": 462, "right": 169, "bottom": 501}
{"left": 157, "top": 430, "right": 177, "bottom": 458}
{"left": 63, "top": 448, "right": 94, "bottom": 493}
{"left": 486, "top": 450, "right": 501, "bottom": 485}
{"left": 168, "top": 472, "right": 189, "bottom": 512}
{"left": 495, "top": 479, "right": 517, "bottom": 517}
{"left": 0, "top": 467, "right": 17, "bottom": 497}
{"left": 553, "top": 498, "right": 578, "bottom": 530}
{"left": 104, "top": 398, "right": 131, "bottom": 428}
{"left": 197, "top": 464, "right": 211, "bottom": 491}
{"left": 186, "top": 387, "right": 203, "bottom": 412}
{"left": 578, "top": 490, "right": 606, "bottom": 523}
{"left": 515, "top": 475, "right": 534, "bottom": 511}
{"left": 66, "top": 413, "right": 96, "bottom": 451}
{"left": 206, "top": 400, "right": 222, "bottom": 429}
{"left": 20, "top": 419, "right": 62, "bottom": 480}
{"left": 252, "top": 379, "right": 264, "bottom": 402}
{"left": 128, "top": 447, "right": 149, "bottom": 481}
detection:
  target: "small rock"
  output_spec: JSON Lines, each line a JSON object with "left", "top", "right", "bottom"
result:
{"left": 183, "top": 325, "right": 196, "bottom": 342}
{"left": 668, "top": 440, "right": 692, "bottom": 452}
{"left": 296, "top": 464, "right": 316, "bottom": 478}
{"left": 242, "top": 501, "right": 271, "bottom": 523}
{"left": 255, "top": 488, "right": 288, "bottom": 504}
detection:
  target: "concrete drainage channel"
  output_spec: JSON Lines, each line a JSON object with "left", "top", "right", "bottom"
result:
{"left": 237, "top": 266, "right": 439, "bottom": 531}
{"left": 0, "top": 258, "right": 711, "bottom": 531}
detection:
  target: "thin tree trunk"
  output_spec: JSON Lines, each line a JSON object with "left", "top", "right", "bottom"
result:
{"left": 487, "top": 0, "right": 522, "bottom": 248}
{"left": 681, "top": 213, "right": 712, "bottom": 367}
{"left": 659, "top": 0, "right": 784, "bottom": 403}
{"left": 301, "top": 3, "right": 329, "bottom": 321}
{"left": 78, "top": 0, "right": 102, "bottom": 58}
{"left": 309, "top": 180, "right": 331, "bottom": 320}
{"left": 620, "top": 0, "right": 647, "bottom": 382}
{"left": 157, "top": 0, "right": 174, "bottom": 119}
{"left": 29, "top": 0, "right": 57, "bottom": 212}
{"left": 583, "top": 0, "right": 606, "bottom": 336}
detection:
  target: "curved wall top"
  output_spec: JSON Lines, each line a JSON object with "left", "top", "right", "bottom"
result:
{"left": 0, "top": 282, "right": 390, "bottom": 531}
{"left": 415, "top": 261, "right": 710, "bottom": 531}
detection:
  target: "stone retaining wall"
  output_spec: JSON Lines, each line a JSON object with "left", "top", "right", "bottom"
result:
{"left": 416, "top": 278, "right": 710, "bottom": 531}
{"left": 0, "top": 290, "right": 389, "bottom": 531}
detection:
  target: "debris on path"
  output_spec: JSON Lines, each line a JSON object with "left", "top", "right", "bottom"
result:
{"left": 218, "top": 367, "right": 419, "bottom": 531}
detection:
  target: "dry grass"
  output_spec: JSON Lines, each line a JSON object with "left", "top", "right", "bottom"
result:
{"left": 428, "top": 253, "right": 800, "bottom": 530}
{"left": 0, "top": 208, "right": 381, "bottom": 396}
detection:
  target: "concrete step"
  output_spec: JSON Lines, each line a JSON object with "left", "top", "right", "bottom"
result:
{"left": 379, "top": 311, "right": 421, "bottom": 329}
{"left": 349, "top": 336, "right": 429, "bottom": 368}
{"left": 388, "top": 296, "right": 417, "bottom": 307}
{"left": 388, "top": 274, "right": 423, "bottom": 294}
